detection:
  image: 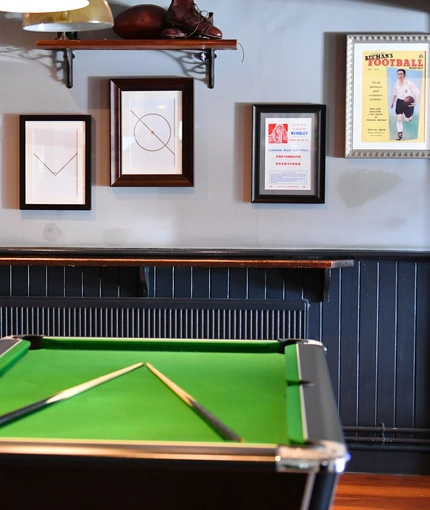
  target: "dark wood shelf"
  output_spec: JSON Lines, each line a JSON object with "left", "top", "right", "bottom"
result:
{"left": 0, "top": 255, "right": 353, "bottom": 269}
{"left": 36, "top": 38, "right": 238, "bottom": 88}
{"left": 36, "top": 38, "right": 238, "bottom": 51}
{"left": 0, "top": 249, "right": 353, "bottom": 301}
{"left": 0, "top": 248, "right": 353, "bottom": 268}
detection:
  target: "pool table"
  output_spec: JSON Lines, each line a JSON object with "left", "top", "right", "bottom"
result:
{"left": 0, "top": 335, "right": 348, "bottom": 510}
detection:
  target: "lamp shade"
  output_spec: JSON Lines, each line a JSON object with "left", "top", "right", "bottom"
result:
{"left": 0, "top": 0, "right": 88, "bottom": 13}
{"left": 23, "top": 0, "right": 113, "bottom": 31}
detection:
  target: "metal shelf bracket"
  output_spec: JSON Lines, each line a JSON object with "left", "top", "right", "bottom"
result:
{"left": 37, "top": 39, "right": 237, "bottom": 90}
{"left": 62, "top": 47, "right": 218, "bottom": 89}
{"left": 199, "top": 48, "right": 216, "bottom": 89}
{"left": 64, "top": 48, "right": 74, "bottom": 89}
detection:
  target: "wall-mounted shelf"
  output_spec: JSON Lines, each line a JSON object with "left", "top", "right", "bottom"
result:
{"left": 0, "top": 249, "right": 354, "bottom": 302}
{"left": 0, "top": 255, "right": 353, "bottom": 269}
{"left": 36, "top": 38, "right": 238, "bottom": 89}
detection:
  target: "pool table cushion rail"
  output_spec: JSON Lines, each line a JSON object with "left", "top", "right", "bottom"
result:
{"left": 0, "top": 337, "right": 30, "bottom": 377}
{"left": 0, "top": 335, "right": 283, "bottom": 381}
{"left": 0, "top": 437, "right": 348, "bottom": 473}
{"left": 286, "top": 341, "right": 346, "bottom": 449}
{"left": 5, "top": 335, "right": 286, "bottom": 353}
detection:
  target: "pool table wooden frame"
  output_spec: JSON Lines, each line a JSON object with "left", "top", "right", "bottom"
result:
{"left": 0, "top": 335, "right": 348, "bottom": 510}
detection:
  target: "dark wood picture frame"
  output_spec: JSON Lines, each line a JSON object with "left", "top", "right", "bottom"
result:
{"left": 252, "top": 104, "right": 326, "bottom": 203}
{"left": 110, "top": 77, "right": 194, "bottom": 187}
{"left": 20, "top": 115, "right": 92, "bottom": 210}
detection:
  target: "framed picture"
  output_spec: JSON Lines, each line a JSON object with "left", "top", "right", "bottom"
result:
{"left": 20, "top": 115, "right": 92, "bottom": 210}
{"left": 110, "top": 77, "right": 194, "bottom": 187}
{"left": 345, "top": 34, "right": 430, "bottom": 158}
{"left": 252, "top": 104, "right": 326, "bottom": 203}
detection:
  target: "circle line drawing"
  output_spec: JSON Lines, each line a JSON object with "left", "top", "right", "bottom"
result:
{"left": 130, "top": 109, "right": 174, "bottom": 156}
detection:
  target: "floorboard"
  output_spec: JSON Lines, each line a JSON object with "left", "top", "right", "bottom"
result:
{"left": 332, "top": 474, "right": 430, "bottom": 510}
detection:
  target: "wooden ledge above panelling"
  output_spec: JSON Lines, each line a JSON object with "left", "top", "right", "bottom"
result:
{"left": 0, "top": 257, "right": 353, "bottom": 268}
{"left": 0, "top": 250, "right": 354, "bottom": 301}
{"left": 0, "top": 249, "right": 354, "bottom": 269}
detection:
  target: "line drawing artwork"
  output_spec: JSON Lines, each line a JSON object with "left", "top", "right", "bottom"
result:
{"left": 124, "top": 93, "right": 181, "bottom": 175}
{"left": 130, "top": 110, "right": 174, "bottom": 157}
{"left": 32, "top": 128, "right": 79, "bottom": 197}
{"left": 33, "top": 152, "right": 78, "bottom": 176}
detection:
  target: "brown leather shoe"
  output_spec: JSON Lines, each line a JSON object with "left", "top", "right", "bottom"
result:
{"left": 161, "top": 27, "right": 187, "bottom": 39}
{"left": 165, "top": 2, "right": 222, "bottom": 39}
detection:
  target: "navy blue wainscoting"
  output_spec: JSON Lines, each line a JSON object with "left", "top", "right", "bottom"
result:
{"left": 0, "top": 254, "right": 428, "bottom": 474}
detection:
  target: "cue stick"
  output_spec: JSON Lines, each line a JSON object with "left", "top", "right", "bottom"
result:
{"left": 0, "top": 362, "right": 144, "bottom": 427}
{"left": 145, "top": 362, "right": 243, "bottom": 442}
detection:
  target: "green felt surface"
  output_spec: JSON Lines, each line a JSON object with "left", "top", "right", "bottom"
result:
{"left": 0, "top": 338, "right": 303, "bottom": 445}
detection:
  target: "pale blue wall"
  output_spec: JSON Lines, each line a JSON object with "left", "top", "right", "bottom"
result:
{"left": 0, "top": 0, "right": 428, "bottom": 249}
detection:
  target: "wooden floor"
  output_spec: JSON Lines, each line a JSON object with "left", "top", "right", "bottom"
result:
{"left": 332, "top": 474, "right": 430, "bottom": 510}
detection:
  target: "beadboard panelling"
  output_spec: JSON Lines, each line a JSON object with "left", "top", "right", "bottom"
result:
{"left": 0, "top": 298, "right": 308, "bottom": 341}
{"left": 308, "top": 260, "right": 430, "bottom": 434}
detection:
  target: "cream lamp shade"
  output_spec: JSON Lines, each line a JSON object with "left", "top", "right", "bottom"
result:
{"left": 23, "top": 0, "right": 113, "bottom": 31}
{"left": 0, "top": 0, "right": 89, "bottom": 13}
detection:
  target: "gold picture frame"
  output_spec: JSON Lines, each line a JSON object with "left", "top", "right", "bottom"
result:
{"left": 345, "top": 34, "right": 430, "bottom": 158}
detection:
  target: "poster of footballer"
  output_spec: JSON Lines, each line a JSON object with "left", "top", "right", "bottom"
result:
{"left": 346, "top": 34, "right": 430, "bottom": 158}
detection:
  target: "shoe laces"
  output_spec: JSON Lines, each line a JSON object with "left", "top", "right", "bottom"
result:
{"left": 180, "top": 2, "right": 213, "bottom": 38}
{"left": 191, "top": 2, "right": 211, "bottom": 22}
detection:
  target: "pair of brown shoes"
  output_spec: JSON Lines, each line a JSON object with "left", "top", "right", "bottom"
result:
{"left": 162, "top": 2, "right": 222, "bottom": 39}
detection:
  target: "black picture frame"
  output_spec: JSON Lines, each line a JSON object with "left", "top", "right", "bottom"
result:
{"left": 20, "top": 115, "right": 92, "bottom": 210}
{"left": 252, "top": 104, "right": 326, "bottom": 203}
{"left": 110, "top": 77, "right": 194, "bottom": 187}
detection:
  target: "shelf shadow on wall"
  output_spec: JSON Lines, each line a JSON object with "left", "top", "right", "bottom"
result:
{"left": 0, "top": 7, "right": 212, "bottom": 89}
{"left": 323, "top": 32, "right": 347, "bottom": 159}
{"left": 1, "top": 114, "right": 20, "bottom": 211}
{"left": 234, "top": 103, "right": 253, "bottom": 204}
{"left": 344, "top": 0, "right": 430, "bottom": 12}
{"left": 0, "top": 15, "right": 66, "bottom": 85}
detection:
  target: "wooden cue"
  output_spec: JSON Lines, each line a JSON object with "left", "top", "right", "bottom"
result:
{"left": 0, "top": 362, "right": 144, "bottom": 427}
{"left": 145, "top": 362, "right": 243, "bottom": 442}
